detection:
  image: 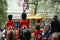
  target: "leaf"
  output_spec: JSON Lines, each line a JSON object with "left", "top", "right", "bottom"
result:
{"left": 0, "top": 0, "right": 7, "bottom": 28}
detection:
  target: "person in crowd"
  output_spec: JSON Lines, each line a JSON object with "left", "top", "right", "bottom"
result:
{"left": 42, "top": 19, "right": 46, "bottom": 28}
{"left": 6, "top": 15, "right": 15, "bottom": 40}
{"left": 35, "top": 19, "right": 40, "bottom": 30}
{"left": 20, "top": 12, "right": 29, "bottom": 30}
{"left": 36, "top": 19, "right": 40, "bottom": 25}
{"left": 6, "top": 15, "right": 15, "bottom": 30}
{"left": 19, "top": 13, "right": 29, "bottom": 40}
{"left": 15, "top": 28, "right": 19, "bottom": 40}
{"left": 51, "top": 15, "right": 60, "bottom": 40}
{"left": 34, "top": 25, "right": 43, "bottom": 40}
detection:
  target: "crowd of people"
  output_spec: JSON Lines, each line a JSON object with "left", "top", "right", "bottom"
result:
{"left": 5, "top": 12, "right": 60, "bottom": 40}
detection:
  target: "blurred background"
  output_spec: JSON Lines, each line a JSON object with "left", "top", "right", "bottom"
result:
{"left": 0, "top": 0, "right": 60, "bottom": 28}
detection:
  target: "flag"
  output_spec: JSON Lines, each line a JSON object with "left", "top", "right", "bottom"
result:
{"left": 22, "top": 0, "right": 26, "bottom": 12}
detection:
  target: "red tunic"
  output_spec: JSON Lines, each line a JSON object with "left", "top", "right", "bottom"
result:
{"left": 34, "top": 30, "right": 43, "bottom": 40}
{"left": 6, "top": 20, "right": 15, "bottom": 30}
{"left": 20, "top": 19, "right": 29, "bottom": 29}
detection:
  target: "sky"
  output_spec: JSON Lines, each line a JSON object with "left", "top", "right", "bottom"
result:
{"left": 7, "top": 0, "right": 23, "bottom": 12}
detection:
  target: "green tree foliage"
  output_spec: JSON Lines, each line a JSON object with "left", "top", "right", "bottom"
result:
{"left": 51, "top": 0, "right": 60, "bottom": 4}
{"left": 0, "top": 0, "right": 7, "bottom": 28}
{"left": 51, "top": 0, "right": 60, "bottom": 15}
